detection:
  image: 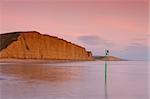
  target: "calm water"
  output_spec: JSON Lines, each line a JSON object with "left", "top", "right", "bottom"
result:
{"left": 0, "top": 61, "right": 149, "bottom": 99}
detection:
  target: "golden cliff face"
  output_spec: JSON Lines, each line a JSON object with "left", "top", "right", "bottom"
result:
{"left": 0, "top": 31, "right": 93, "bottom": 60}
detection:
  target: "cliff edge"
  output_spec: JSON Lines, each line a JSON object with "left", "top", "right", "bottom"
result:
{"left": 0, "top": 31, "right": 93, "bottom": 60}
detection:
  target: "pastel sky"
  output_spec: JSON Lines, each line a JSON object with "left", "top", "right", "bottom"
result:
{"left": 0, "top": 0, "right": 149, "bottom": 60}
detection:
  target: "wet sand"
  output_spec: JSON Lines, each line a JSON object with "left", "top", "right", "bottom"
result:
{"left": 0, "top": 61, "right": 148, "bottom": 99}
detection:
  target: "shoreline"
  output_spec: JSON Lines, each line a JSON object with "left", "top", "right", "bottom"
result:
{"left": 0, "top": 58, "right": 132, "bottom": 64}
{"left": 0, "top": 58, "right": 93, "bottom": 64}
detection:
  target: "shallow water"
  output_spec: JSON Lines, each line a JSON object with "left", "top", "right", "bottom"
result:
{"left": 0, "top": 61, "right": 149, "bottom": 99}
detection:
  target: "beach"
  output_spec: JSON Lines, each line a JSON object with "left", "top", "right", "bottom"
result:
{"left": 0, "top": 61, "right": 148, "bottom": 99}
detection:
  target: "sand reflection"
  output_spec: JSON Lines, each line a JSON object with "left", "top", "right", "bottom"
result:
{"left": 0, "top": 63, "right": 78, "bottom": 82}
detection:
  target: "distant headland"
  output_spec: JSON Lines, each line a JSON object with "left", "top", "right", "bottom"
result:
{"left": 0, "top": 31, "right": 93, "bottom": 61}
{"left": 93, "top": 56, "right": 127, "bottom": 61}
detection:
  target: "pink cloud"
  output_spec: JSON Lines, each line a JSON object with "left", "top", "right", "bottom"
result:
{"left": 1, "top": 0, "right": 148, "bottom": 59}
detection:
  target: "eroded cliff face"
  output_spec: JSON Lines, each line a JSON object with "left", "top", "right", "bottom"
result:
{"left": 0, "top": 31, "right": 93, "bottom": 60}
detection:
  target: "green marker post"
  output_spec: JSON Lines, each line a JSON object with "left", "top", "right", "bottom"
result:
{"left": 105, "top": 49, "right": 109, "bottom": 83}
{"left": 105, "top": 61, "right": 107, "bottom": 83}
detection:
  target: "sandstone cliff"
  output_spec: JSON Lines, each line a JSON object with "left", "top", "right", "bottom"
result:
{"left": 0, "top": 31, "right": 93, "bottom": 60}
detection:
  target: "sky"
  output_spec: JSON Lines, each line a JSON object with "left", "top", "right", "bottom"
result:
{"left": 0, "top": 0, "right": 149, "bottom": 60}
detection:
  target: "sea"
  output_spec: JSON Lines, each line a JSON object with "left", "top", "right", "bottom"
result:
{"left": 0, "top": 61, "right": 149, "bottom": 99}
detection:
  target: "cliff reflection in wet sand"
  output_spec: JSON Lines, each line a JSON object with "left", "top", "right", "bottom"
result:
{"left": 0, "top": 63, "right": 79, "bottom": 82}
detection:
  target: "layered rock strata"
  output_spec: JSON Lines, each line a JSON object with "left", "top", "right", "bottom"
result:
{"left": 0, "top": 31, "right": 93, "bottom": 60}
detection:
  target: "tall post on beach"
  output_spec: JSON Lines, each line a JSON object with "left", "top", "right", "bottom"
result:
{"left": 105, "top": 49, "right": 109, "bottom": 83}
